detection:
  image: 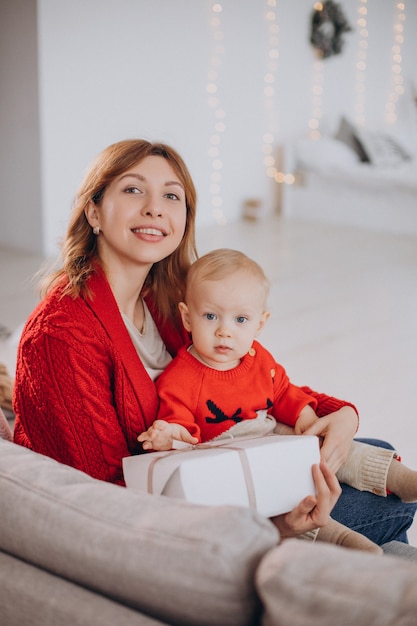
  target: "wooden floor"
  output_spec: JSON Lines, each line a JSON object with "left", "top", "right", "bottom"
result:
{"left": 2, "top": 214, "right": 417, "bottom": 543}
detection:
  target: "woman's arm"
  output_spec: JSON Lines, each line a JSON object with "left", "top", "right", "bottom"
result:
{"left": 300, "top": 386, "right": 358, "bottom": 418}
{"left": 14, "top": 320, "right": 135, "bottom": 485}
{"left": 300, "top": 407, "right": 358, "bottom": 472}
{"left": 298, "top": 386, "right": 359, "bottom": 472}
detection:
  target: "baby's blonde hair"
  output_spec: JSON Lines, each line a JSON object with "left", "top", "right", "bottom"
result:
{"left": 185, "top": 248, "right": 270, "bottom": 306}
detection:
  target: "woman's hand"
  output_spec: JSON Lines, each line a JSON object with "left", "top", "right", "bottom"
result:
{"left": 301, "top": 407, "right": 358, "bottom": 473}
{"left": 271, "top": 461, "right": 341, "bottom": 539}
{"left": 137, "top": 420, "right": 198, "bottom": 451}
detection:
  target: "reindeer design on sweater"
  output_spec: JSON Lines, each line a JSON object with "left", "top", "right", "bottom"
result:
{"left": 205, "top": 398, "right": 274, "bottom": 425}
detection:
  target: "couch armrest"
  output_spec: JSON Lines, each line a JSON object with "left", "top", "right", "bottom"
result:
{"left": 256, "top": 539, "right": 417, "bottom": 626}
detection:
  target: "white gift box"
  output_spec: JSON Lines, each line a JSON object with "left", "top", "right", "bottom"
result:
{"left": 123, "top": 435, "right": 320, "bottom": 517}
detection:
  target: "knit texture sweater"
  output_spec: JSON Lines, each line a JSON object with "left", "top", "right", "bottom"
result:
{"left": 13, "top": 267, "right": 187, "bottom": 485}
{"left": 156, "top": 343, "right": 357, "bottom": 443}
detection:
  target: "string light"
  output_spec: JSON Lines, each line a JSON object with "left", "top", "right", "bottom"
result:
{"left": 207, "top": 3, "right": 226, "bottom": 223}
{"left": 385, "top": 2, "right": 406, "bottom": 125}
{"left": 354, "top": 0, "right": 368, "bottom": 128}
{"left": 307, "top": 57, "right": 324, "bottom": 139}
{"left": 262, "top": 1, "right": 295, "bottom": 187}
{"left": 305, "top": 2, "right": 328, "bottom": 139}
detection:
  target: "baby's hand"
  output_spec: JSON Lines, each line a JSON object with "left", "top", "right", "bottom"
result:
{"left": 137, "top": 420, "right": 198, "bottom": 451}
{"left": 294, "top": 405, "right": 319, "bottom": 435}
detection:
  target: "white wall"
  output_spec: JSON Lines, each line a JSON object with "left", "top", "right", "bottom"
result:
{"left": 1, "top": 0, "right": 417, "bottom": 256}
{"left": 0, "top": 0, "right": 42, "bottom": 253}
{"left": 37, "top": 0, "right": 275, "bottom": 256}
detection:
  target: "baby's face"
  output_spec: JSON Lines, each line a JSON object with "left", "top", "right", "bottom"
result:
{"left": 180, "top": 270, "right": 269, "bottom": 371}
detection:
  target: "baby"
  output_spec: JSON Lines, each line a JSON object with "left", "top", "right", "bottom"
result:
{"left": 139, "top": 249, "right": 417, "bottom": 552}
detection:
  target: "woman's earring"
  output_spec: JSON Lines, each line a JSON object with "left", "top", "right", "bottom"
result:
{"left": 93, "top": 226, "right": 100, "bottom": 236}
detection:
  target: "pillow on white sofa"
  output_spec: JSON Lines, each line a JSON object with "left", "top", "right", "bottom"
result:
{"left": 354, "top": 129, "right": 411, "bottom": 167}
{"left": 296, "top": 136, "right": 359, "bottom": 173}
{"left": 334, "top": 116, "right": 369, "bottom": 162}
{"left": 334, "top": 115, "right": 411, "bottom": 167}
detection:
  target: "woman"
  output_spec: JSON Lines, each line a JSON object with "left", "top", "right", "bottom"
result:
{"left": 13, "top": 139, "right": 416, "bottom": 545}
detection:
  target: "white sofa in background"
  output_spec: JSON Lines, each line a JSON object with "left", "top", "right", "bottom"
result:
{"left": 281, "top": 115, "right": 417, "bottom": 236}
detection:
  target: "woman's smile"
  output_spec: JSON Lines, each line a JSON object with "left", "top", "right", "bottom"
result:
{"left": 131, "top": 226, "right": 168, "bottom": 240}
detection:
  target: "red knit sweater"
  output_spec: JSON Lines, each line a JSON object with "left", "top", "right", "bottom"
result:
{"left": 13, "top": 268, "right": 357, "bottom": 485}
{"left": 13, "top": 268, "right": 187, "bottom": 485}
{"left": 156, "top": 343, "right": 354, "bottom": 442}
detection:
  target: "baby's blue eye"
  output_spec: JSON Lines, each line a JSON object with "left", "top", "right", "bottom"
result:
{"left": 236, "top": 316, "right": 248, "bottom": 324}
{"left": 205, "top": 313, "right": 216, "bottom": 321}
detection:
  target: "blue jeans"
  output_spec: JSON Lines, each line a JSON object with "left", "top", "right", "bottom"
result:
{"left": 331, "top": 439, "right": 417, "bottom": 545}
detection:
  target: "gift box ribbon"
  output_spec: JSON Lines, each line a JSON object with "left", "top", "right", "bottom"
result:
{"left": 146, "top": 439, "right": 259, "bottom": 510}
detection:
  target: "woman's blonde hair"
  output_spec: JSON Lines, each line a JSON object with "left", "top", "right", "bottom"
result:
{"left": 42, "top": 139, "right": 198, "bottom": 322}
{"left": 185, "top": 248, "right": 270, "bottom": 305}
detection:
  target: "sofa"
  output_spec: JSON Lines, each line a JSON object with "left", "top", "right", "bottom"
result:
{"left": 2, "top": 408, "right": 417, "bottom": 626}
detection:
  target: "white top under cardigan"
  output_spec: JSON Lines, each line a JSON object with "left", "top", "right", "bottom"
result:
{"left": 122, "top": 299, "right": 172, "bottom": 382}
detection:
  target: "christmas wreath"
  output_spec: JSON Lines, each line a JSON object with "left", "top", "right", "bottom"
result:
{"left": 310, "top": 1, "right": 352, "bottom": 59}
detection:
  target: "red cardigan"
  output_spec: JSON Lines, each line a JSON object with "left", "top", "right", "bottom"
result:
{"left": 13, "top": 268, "right": 187, "bottom": 485}
{"left": 13, "top": 268, "right": 357, "bottom": 485}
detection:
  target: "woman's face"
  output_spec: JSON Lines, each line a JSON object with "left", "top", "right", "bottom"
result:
{"left": 86, "top": 155, "right": 187, "bottom": 272}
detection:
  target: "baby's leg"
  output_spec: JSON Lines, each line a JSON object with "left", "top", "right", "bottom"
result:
{"left": 386, "top": 458, "right": 417, "bottom": 503}
{"left": 299, "top": 518, "right": 382, "bottom": 553}
{"left": 337, "top": 440, "right": 417, "bottom": 503}
{"left": 336, "top": 441, "right": 394, "bottom": 497}
{"left": 316, "top": 518, "right": 383, "bottom": 554}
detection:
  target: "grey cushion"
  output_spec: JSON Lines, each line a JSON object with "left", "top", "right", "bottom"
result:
{"left": 256, "top": 539, "right": 417, "bottom": 626}
{"left": 334, "top": 116, "right": 369, "bottom": 162}
{"left": 354, "top": 130, "right": 411, "bottom": 167}
{"left": 0, "top": 551, "right": 166, "bottom": 626}
{"left": 382, "top": 540, "right": 417, "bottom": 562}
{"left": 334, "top": 116, "right": 410, "bottom": 168}
{"left": 0, "top": 438, "right": 278, "bottom": 626}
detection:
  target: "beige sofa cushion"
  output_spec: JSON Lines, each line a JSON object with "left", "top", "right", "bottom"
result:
{"left": 0, "top": 438, "right": 278, "bottom": 626}
{"left": 0, "top": 551, "right": 166, "bottom": 626}
{"left": 256, "top": 539, "right": 417, "bottom": 626}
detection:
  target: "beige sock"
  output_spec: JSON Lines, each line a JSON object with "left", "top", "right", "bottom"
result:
{"left": 386, "top": 459, "right": 417, "bottom": 503}
{"left": 336, "top": 440, "right": 395, "bottom": 496}
{"left": 316, "top": 518, "right": 383, "bottom": 554}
